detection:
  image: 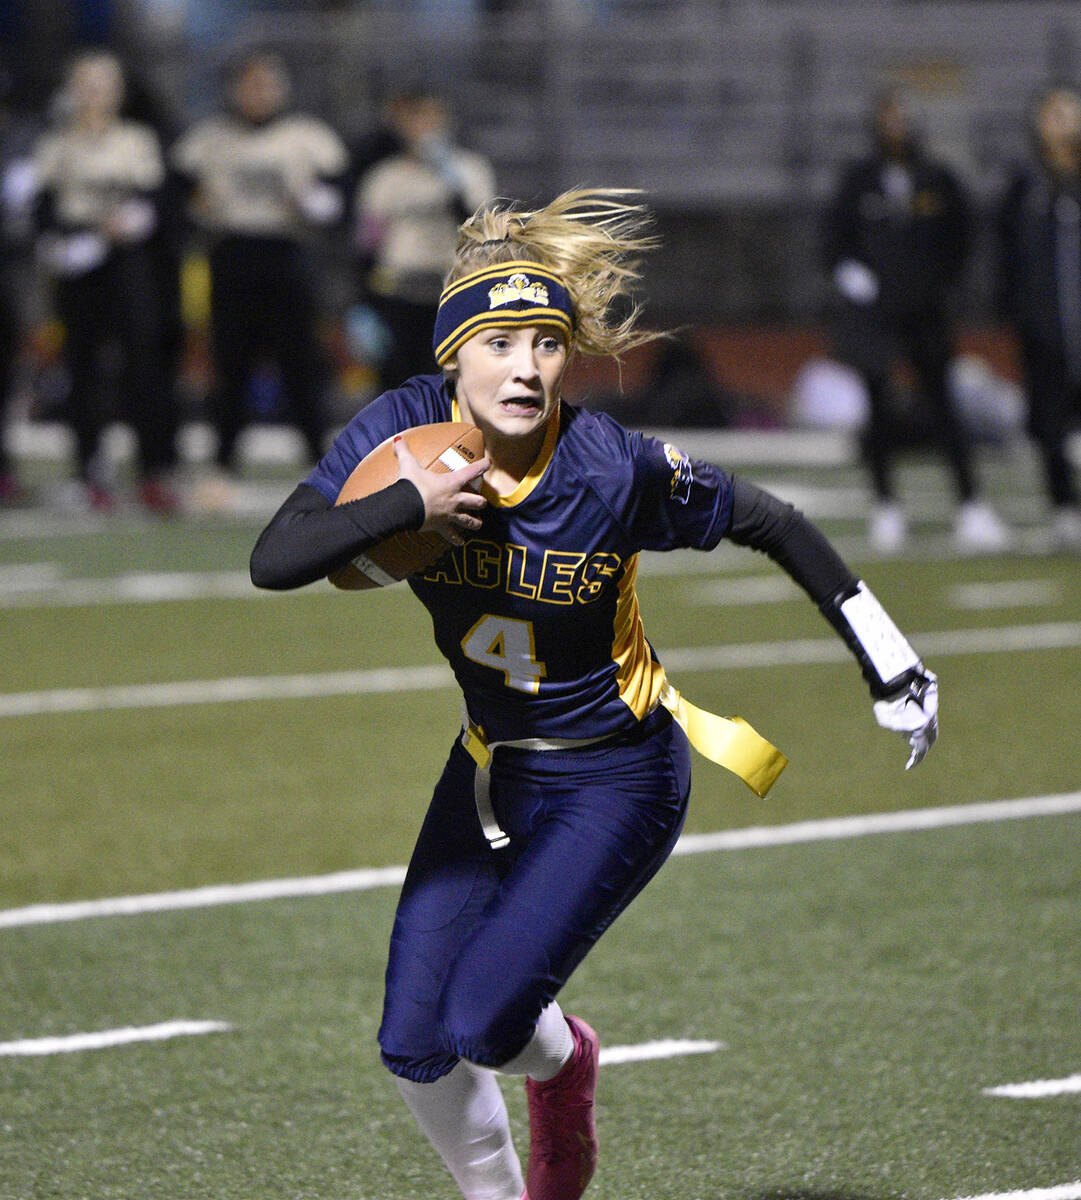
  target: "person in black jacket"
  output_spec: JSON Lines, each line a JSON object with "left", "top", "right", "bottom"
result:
{"left": 0, "top": 66, "right": 31, "bottom": 505}
{"left": 998, "top": 85, "right": 1081, "bottom": 551}
{"left": 825, "top": 88, "right": 1008, "bottom": 553}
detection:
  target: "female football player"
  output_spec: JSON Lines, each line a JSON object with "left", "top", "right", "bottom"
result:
{"left": 250, "top": 189, "right": 938, "bottom": 1200}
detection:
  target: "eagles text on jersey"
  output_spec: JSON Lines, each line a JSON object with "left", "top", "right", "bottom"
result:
{"left": 306, "top": 376, "right": 733, "bottom": 743}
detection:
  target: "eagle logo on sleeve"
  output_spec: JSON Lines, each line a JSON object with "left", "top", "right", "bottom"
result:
{"left": 663, "top": 442, "right": 693, "bottom": 504}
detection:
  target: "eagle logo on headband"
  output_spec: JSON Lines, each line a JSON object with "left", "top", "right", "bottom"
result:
{"left": 488, "top": 273, "right": 550, "bottom": 310}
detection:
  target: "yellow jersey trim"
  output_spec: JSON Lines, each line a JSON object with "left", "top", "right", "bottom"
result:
{"left": 611, "top": 554, "right": 667, "bottom": 719}
{"left": 450, "top": 398, "right": 561, "bottom": 509}
{"left": 610, "top": 556, "right": 788, "bottom": 796}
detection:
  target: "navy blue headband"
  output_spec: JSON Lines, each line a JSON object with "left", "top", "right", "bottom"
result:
{"left": 433, "top": 260, "right": 575, "bottom": 366}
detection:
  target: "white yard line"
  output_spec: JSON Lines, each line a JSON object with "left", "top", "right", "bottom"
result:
{"left": 0, "top": 1019, "right": 232, "bottom": 1057}
{"left": 2, "top": 619, "right": 1080, "bottom": 720}
{"left": 0, "top": 866, "right": 408, "bottom": 929}
{"left": 943, "top": 1185, "right": 1081, "bottom": 1200}
{"left": 983, "top": 1074, "right": 1081, "bottom": 1099}
{"left": 598, "top": 1039, "right": 724, "bottom": 1066}
{"left": 687, "top": 575, "right": 800, "bottom": 606}
{"left": 0, "top": 570, "right": 261, "bottom": 608}
{"left": 0, "top": 1021, "right": 718, "bottom": 1063}
{"left": 2, "top": 792, "right": 1077, "bottom": 930}
{"left": 0, "top": 562, "right": 64, "bottom": 592}
{"left": 671, "top": 793, "right": 1081, "bottom": 855}
{"left": 0, "top": 664, "right": 454, "bottom": 718}
{"left": 948, "top": 580, "right": 1062, "bottom": 611}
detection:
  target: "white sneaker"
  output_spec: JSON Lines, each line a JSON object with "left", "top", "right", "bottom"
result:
{"left": 954, "top": 501, "right": 1011, "bottom": 553}
{"left": 869, "top": 503, "right": 907, "bottom": 553}
{"left": 1051, "top": 506, "right": 1081, "bottom": 551}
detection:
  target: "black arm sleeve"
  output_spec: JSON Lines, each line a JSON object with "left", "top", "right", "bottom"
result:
{"left": 725, "top": 476, "right": 857, "bottom": 604}
{"left": 249, "top": 479, "right": 425, "bottom": 591}
{"left": 726, "top": 477, "right": 920, "bottom": 697}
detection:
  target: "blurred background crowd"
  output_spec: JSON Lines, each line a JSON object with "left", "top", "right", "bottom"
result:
{"left": 1, "top": 0, "right": 1081, "bottom": 551}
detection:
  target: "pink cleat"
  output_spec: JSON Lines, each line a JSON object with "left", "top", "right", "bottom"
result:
{"left": 523, "top": 1015, "right": 599, "bottom": 1200}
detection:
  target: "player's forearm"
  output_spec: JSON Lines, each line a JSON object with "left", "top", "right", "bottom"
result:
{"left": 726, "top": 477, "right": 920, "bottom": 695}
{"left": 249, "top": 480, "right": 424, "bottom": 590}
{"left": 725, "top": 476, "right": 857, "bottom": 604}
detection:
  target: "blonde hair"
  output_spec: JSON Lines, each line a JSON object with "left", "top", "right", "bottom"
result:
{"left": 448, "top": 188, "right": 661, "bottom": 359}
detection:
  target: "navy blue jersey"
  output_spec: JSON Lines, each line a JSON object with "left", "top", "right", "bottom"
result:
{"left": 306, "top": 375, "right": 734, "bottom": 743}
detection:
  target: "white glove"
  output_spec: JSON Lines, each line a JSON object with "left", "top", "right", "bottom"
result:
{"left": 873, "top": 669, "right": 938, "bottom": 770}
{"left": 38, "top": 231, "right": 108, "bottom": 276}
{"left": 294, "top": 182, "right": 343, "bottom": 225}
{"left": 833, "top": 258, "right": 880, "bottom": 305}
{"left": 418, "top": 135, "right": 466, "bottom": 191}
{"left": 107, "top": 198, "right": 156, "bottom": 243}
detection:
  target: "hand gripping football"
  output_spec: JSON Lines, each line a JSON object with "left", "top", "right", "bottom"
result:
{"left": 328, "top": 421, "right": 486, "bottom": 590}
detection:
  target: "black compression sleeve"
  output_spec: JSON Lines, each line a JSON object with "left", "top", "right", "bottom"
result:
{"left": 726, "top": 477, "right": 922, "bottom": 697}
{"left": 249, "top": 479, "right": 425, "bottom": 591}
{"left": 725, "top": 476, "right": 857, "bottom": 605}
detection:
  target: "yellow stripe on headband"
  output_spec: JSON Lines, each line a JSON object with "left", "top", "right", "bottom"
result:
{"left": 433, "top": 308, "right": 574, "bottom": 365}
{"left": 438, "top": 260, "right": 565, "bottom": 304}
{"left": 433, "top": 259, "right": 576, "bottom": 366}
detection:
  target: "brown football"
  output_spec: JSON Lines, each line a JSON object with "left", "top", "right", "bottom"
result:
{"left": 327, "top": 421, "right": 486, "bottom": 590}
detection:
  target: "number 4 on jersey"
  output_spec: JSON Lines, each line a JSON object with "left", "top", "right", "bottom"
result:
{"left": 461, "top": 614, "right": 548, "bottom": 694}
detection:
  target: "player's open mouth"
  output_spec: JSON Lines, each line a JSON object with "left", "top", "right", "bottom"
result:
{"left": 499, "top": 397, "right": 543, "bottom": 414}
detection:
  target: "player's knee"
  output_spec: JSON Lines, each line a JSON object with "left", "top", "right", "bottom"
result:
{"left": 436, "top": 978, "right": 535, "bottom": 1070}
{"left": 379, "top": 1045, "right": 460, "bottom": 1084}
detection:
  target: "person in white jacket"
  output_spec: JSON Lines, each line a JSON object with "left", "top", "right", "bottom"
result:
{"left": 354, "top": 87, "right": 496, "bottom": 390}
{"left": 33, "top": 51, "right": 178, "bottom": 513}
{"left": 173, "top": 51, "right": 349, "bottom": 509}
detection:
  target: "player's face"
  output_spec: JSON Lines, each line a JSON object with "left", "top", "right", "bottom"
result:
{"left": 451, "top": 325, "right": 568, "bottom": 444}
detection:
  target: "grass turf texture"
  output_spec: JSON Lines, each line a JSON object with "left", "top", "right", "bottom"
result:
{"left": 1, "top": 447, "right": 1080, "bottom": 1196}
{"left": 1, "top": 816, "right": 1077, "bottom": 1198}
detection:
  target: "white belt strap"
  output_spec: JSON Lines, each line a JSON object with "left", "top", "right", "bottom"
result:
{"left": 460, "top": 717, "right": 610, "bottom": 849}
{"left": 459, "top": 677, "right": 788, "bottom": 850}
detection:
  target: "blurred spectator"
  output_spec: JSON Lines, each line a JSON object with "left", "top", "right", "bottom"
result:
{"left": 353, "top": 87, "right": 495, "bottom": 389}
{"left": 998, "top": 85, "right": 1081, "bottom": 551}
{"left": 121, "top": 65, "right": 188, "bottom": 463}
{"left": 32, "top": 50, "right": 179, "bottom": 514}
{"left": 0, "top": 65, "right": 32, "bottom": 505}
{"left": 0, "top": 238, "right": 21, "bottom": 505}
{"left": 824, "top": 87, "right": 1008, "bottom": 553}
{"left": 172, "top": 50, "right": 348, "bottom": 511}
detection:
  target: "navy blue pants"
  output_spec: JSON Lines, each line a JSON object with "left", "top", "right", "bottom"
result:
{"left": 378, "top": 707, "right": 691, "bottom": 1082}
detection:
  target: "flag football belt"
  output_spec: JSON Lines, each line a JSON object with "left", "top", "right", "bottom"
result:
{"left": 460, "top": 683, "right": 787, "bottom": 850}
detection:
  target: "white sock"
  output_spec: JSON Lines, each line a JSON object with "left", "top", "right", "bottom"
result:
{"left": 395, "top": 1060, "right": 524, "bottom": 1200}
{"left": 495, "top": 1000, "right": 574, "bottom": 1082}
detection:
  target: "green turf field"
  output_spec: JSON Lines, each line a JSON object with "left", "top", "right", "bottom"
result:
{"left": 1, "top": 439, "right": 1079, "bottom": 1199}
